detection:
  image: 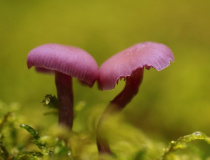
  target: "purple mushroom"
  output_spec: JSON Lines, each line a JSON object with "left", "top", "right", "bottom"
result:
{"left": 27, "top": 43, "right": 98, "bottom": 129}
{"left": 96, "top": 42, "right": 174, "bottom": 154}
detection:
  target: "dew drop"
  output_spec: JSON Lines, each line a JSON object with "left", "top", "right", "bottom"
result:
{"left": 68, "top": 151, "right": 71, "bottom": 156}
{"left": 20, "top": 124, "right": 26, "bottom": 127}
{"left": 193, "top": 131, "right": 201, "bottom": 136}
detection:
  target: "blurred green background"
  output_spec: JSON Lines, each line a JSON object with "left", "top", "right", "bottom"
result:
{"left": 0, "top": 0, "right": 210, "bottom": 141}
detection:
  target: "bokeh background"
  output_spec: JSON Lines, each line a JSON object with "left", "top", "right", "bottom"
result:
{"left": 0, "top": 0, "right": 210, "bottom": 141}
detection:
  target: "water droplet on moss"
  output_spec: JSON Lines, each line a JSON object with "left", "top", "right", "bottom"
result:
{"left": 68, "top": 151, "right": 71, "bottom": 156}
{"left": 20, "top": 124, "right": 26, "bottom": 127}
{"left": 193, "top": 131, "right": 201, "bottom": 136}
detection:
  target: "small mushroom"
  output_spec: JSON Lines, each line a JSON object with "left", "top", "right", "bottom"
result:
{"left": 27, "top": 43, "right": 98, "bottom": 129}
{"left": 96, "top": 42, "right": 174, "bottom": 154}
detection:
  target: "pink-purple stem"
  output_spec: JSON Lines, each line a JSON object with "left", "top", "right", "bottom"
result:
{"left": 55, "top": 72, "right": 74, "bottom": 129}
{"left": 96, "top": 68, "right": 144, "bottom": 154}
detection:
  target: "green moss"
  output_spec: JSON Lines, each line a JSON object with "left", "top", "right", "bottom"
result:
{"left": 1, "top": 101, "right": 210, "bottom": 160}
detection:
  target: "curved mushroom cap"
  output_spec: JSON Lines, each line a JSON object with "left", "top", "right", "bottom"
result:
{"left": 27, "top": 43, "right": 98, "bottom": 87}
{"left": 98, "top": 42, "right": 174, "bottom": 90}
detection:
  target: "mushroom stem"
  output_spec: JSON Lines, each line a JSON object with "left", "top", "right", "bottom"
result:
{"left": 110, "top": 68, "right": 144, "bottom": 111}
{"left": 55, "top": 72, "right": 74, "bottom": 129}
{"left": 97, "top": 68, "right": 144, "bottom": 154}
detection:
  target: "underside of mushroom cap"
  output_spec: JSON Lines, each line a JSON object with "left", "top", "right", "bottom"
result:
{"left": 27, "top": 43, "right": 98, "bottom": 87}
{"left": 98, "top": 42, "right": 174, "bottom": 90}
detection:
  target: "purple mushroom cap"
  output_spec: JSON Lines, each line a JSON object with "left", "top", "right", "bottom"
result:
{"left": 27, "top": 43, "right": 98, "bottom": 129}
{"left": 27, "top": 43, "right": 98, "bottom": 86}
{"left": 98, "top": 42, "right": 174, "bottom": 90}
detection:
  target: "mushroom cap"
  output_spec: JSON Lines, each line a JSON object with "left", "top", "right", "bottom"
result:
{"left": 98, "top": 42, "right": 174, "bottom": 90}
{"left": 27, "top": 43, "right": 98, "bottom": 87}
